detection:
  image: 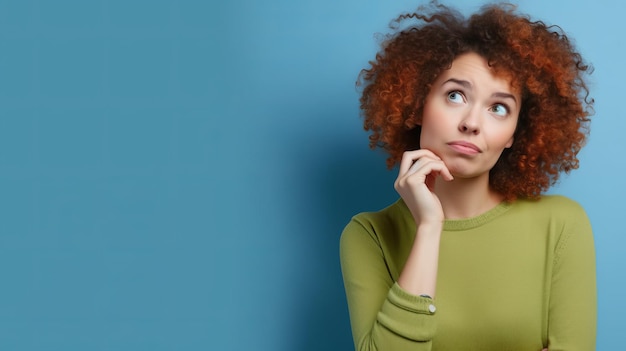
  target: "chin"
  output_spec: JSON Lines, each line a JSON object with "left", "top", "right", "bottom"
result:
{"left": 444, "top": 157, "right": 494, "bottom": 178}
{"left": 447, "top": 165, "right": 486, "bottom": 180}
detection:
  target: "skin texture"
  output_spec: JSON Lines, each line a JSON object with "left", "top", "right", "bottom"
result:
{"left": 419, "top": 52, "right": 520, "bottom": 182}
{"left": 358, "top": 3, "right": 593, "bottom": 201}
{"left": 395, "top": 54, "right": 549, "bottom": 350}
{"left": 347, "top": 4, "right": 595, "bottom": 350}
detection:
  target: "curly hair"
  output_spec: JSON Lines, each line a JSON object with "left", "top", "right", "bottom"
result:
{"left": 358, "top": 1, "right": 593, "bottom": 201}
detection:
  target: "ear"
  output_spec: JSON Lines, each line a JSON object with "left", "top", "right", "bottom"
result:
{"left": 505, "top": 136, "right": 514, "bottom": 148}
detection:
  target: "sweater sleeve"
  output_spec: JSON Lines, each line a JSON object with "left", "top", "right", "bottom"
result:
{"left": 340, "top": 216, "right": 437, "bottom": 351}
{"left": 547, "top": 202, "right": 597, "bottom": 350}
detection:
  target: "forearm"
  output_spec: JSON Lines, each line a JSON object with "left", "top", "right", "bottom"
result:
{"left": 350, "top": 222, "right": 442, "bottom": 350}
{"left": 341, "top": 218, "right": 438, "bottom": 351}
{"left": 397, "top": 222, "right": 442, "bottom": 298}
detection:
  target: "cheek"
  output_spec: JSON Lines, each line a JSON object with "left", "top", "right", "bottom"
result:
{"left": 419, "top": 118, "right": 447, "bottom": 151}
{"left": 486, "top": 117, "right": 518, "bottom": 147}
{"left": 418, "top": 124, "right": 434, "bottom": 149}
{"left": 490, "top": 128, "right": 516, "bottom": 149}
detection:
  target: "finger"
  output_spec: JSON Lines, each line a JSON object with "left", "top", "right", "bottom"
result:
{"left": 438, "top": 163, "right": 454, "bottom": 181}
{"left": 407, "top": 157, "right": 453, "bottom": 183}
{"left": 405, "top": 160, "right": 450, "bottom": 187}
{"left": 406, "top": 153, "right": 453, "bottom": 182}
{"left": 396, "top": 160, "right": 448, "bottom": 194}
{"left": 397, "top": 158, "right": 440, "bottom": 189}
{"left": 398, "top": 149, "right": 441, "bottom": 176}
{"left": 395, "top": 150, "right": 452, "bottom": 192}
{"left": 407, "top": 157, "right": 437, "bottom": 176}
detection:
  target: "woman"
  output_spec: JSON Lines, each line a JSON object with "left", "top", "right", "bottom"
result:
{"left": 340, "top": 2, "right": 596, "bottom": 351}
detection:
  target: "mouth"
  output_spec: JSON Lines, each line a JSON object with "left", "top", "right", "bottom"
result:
{"left": 447, "top": 141, "right": 482, "bottom": 155}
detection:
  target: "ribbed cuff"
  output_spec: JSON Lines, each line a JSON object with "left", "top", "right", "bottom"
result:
{"left": 376, "top": 283, "right": 437, "bottom": 341}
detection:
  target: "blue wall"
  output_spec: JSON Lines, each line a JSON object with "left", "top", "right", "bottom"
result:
{"left": 0, "top": 0, "right": 621, "bottom": 349}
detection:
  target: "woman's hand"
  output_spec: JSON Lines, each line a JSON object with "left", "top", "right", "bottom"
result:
{"left": 394, "top": 150, "right": 453, "bottom": 226}
{"left": 395, "top": 149, "right": 453, "bottom": 297}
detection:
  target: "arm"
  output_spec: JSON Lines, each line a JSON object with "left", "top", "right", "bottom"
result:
{"left": 394, "top": 150, "right": 452, "bottom": 298}
{"left": 547, "top": 202, "right": 597, "bottom": 350}
{"left": 340, "top": 219, "right": 439, "bottom": 351}
{"left": 340, "top": 150, "right": 452, "bottom": 350}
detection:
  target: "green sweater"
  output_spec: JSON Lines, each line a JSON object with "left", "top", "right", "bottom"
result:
{"left": 340, "top": 195, "right": 596, "bottom": 351}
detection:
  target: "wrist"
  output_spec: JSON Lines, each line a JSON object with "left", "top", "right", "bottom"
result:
{"left": 417, "top": 220, "right": 444, "bottom": 235}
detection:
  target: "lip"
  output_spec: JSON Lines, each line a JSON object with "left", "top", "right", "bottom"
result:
{"left": 447, "top": 141, "right": 482, "bottom": 155}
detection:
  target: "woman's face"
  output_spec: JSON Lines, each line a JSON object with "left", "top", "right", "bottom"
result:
{"left": 419, "top": 52, "right": 521, "bottom": 180}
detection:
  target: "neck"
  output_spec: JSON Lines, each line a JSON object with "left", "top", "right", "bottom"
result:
{"left": 434, "top": 175, "right": 504, "bottom": 219}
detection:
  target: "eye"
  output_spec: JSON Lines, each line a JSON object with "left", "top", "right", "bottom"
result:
{"left": 447, "top": 91, "right": 465, "bottom": 104}
{"left": 490, "top": 103, "right": 509, "bottom": 117}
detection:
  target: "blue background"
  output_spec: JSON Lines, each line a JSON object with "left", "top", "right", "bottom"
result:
{"left": 0, "top": 0, "right": 621, "bottom": 350}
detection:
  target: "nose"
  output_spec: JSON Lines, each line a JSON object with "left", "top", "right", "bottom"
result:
{"left": 458, "top": 108, "right": 480, "bottom": 135}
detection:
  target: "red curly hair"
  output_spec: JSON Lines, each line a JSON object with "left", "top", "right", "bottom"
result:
{"left": 358, "top": 2, "right": 593, "bottom": 201}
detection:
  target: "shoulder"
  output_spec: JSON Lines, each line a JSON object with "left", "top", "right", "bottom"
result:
{"left": 499, "top": 195, "right": 592, "bottom": 244}
{"left": 340, "top": 200, "right": 416, "bottom": 277}
{"left": 512, "top": 194, "right": 588, "bottom": 221}
{"left": 340, "top": 199, "right": 413, "bottom": 246}
{"left": 351, "top": 199, "right": 408, "bottom": 227}
{"left": 537, "top": 194, "right": 585, "bottom": 210}
{"left": 514, "top": 194, "right": 592, "bottom": 246}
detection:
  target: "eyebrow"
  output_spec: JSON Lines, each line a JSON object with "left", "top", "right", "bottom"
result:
{"left": 442, "top": 78, "right": 518, "bottom": 104}
{"left": 443, "top": 78, "right": 471, "bottom": 89}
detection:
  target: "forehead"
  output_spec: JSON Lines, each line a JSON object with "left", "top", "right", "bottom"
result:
{"left": 436, "top": 52, "right": 519, "bottom": 95}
